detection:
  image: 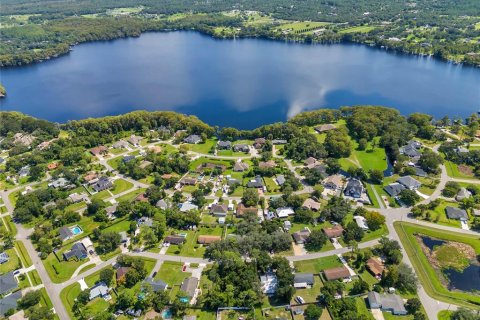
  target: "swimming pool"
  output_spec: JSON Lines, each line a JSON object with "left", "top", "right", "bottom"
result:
{"left": 179, "top": 297, "right": 189, "bottom": 303}
{"left": 161, "top": 308, "right": 172, "bottom": 319}
{"left": 69, "top": 225, "right": 83, "bottom": 235}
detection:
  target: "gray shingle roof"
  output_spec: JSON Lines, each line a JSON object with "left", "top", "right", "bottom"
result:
{"left": 367, "top": 292, "right": 407, "bottom": 315}
{"left": 0, "top": 291, "right": 21, "bottom": 316}
{"left": 445, "top": 206, "right": 468, "bottom": 221}
{"left": 397, "top": 176, "right": 421, "bottom": 189}
{"left": 0, "top": 272, "right": 18, "bottom": 295}
{"left": 384, "top": 183, "right": 406, "bottom": 197}
{"left": 144, "top": 277, "right": 168, "bottom": 292}
{"left": 294, "top": 273, "right": 314, "bottom": 285}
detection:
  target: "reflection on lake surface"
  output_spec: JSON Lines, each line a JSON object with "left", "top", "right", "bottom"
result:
{"left": 1, "top": 31, "right": 480, "bottom": 128}
{"left": 444, "top": 263, "right": 480, "bottom": 292}
{"left": 420, "top": 236, "right": 446, "bottom": 251}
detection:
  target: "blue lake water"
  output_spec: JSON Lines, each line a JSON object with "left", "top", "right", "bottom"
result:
{"left": 444, "top": 263, "right": 480, "bottom": 292}
{"left": 1, "top": 31, "right": 479, "bottom": 129}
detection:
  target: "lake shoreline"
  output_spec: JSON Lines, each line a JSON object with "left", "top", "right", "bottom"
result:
{"left": 2, "top": 28, "right": 480, "bottom": 70}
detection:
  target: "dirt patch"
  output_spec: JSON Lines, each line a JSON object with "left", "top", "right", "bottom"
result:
{"left": 458, "top": 165, "right": 474, "bottom": 176}
{"left": 417, "top": 235, "right": 475, "bottom": 271}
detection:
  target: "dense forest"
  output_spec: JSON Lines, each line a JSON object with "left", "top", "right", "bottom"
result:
{"left": 0, "top": 0, "right": 479, "bottom": 67}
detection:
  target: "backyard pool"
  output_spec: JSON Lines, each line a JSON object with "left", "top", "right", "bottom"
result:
{"left": 69, "top": 225, "right": 83, "bottom": 235}
{"left": 161, "top": 308, "right": 172, "bottom": 319}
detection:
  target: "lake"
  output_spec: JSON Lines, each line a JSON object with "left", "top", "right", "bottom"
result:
{"left": 1, "top": 31, "right": 479, "bottom": 129}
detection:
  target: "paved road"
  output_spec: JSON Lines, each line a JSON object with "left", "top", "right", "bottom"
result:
{"left": 2, "top": 140, "right": 479, "bottom": 320}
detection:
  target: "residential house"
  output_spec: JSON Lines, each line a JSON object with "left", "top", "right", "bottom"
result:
{"left": 367, "top": 292, "right": 407, "bottom": 315}
{"left": 105, "top": 204, "right": 118, "bottom": 220}
{"left": 122, "top": 155, "right": 135, "bottom": 163}
{"left": 0, "top": 272, "right": 18, "bottom": 295}
{"left": 184, "top": 135, "right": 202, "bottom": 144}
{"left": 324, "top": 266, "right": 351, "bottom": 281}
{"left": 89, "top": 282, "right": 110, "bottom": 301}
{"left": 254, "top": 138, "right": 266, "bottom": 149}
{"left": 116, "top": 267, "right": 130, "bottom": 283}
{"left": 292, "top": 227, "right": 311, "bottom": 244}
{"left": 384, "top": 183, "right": 406, "bottom": 198}
{"left": 18, "top": 166, "right": 30, "bottom": 178}
{"left": 322, "top": 225, "right": 344, "bottom": 239}
{"left": 48, "top": 177, "right": 71, "bottom": 189}
{"left": 366, "top": 257, "right": 385, "bottom": 279}
{"left": 455, "top": 146, "right": 469, "bottom": 154}
{"left": 63, "top": 242, "right": 88, "bottom": 261}
{"left": 397, "top": 176, "right": 421, "bottom": 190}
{"left": 156, "top": 199, "right": 170, "bottom": 210}
{"left": 260, "top": 272, "right": 278, "bottom": 295}
{"left": 304, "top": 157, "right": 317, "bottom": 167}
{"left": 276, "top": 207, "right": 294, "bottom": 218}
{"left": 247, "top": 176, "right": 264, "bottom": 189}
{"left": 13, "top": 133, "right": 35, "bottom": 146}
{"left": 314, "top": 124, "right": 336, "bottom": 133}
{"left": 354, "top": 216, "right": 369, "bottom": 230}
{"left": 272, "top": 139, "right": 287, "bottom": 145}
{"left": 180, "top": 178, "right": 197, "bottom": 186}
{"left": 323, "top": 175, "right": 344, "bottom": 190}
{"left": 139, "top": 160, "right": 153, "bottom": 169}
{"left": 311, "top": 164, "right": 327, "bottom": 174}
{"left": 259, "top": 160, "right": 276, "bottom": 169}
{"left": 68, "top": 192, "right": 90, "bottom": 204}
{"left": 148, "top": 145, "right": 162, "bottom": 154}
{"left": 413, "top": 167, "right": 428, "bottom": 177}
{"left": 181, "top": 277, "right": 199, "bottom": 298}
{"left": 92, "top": 177, "right": 113, "bottom": 193}
{"left": 456, "top": 188, "right": 472, "bottom": 201}
{"left": 284, "top": 221, "right": 292, "bottom": 231}
{"left": 211, "top": 204, "right": 228, "bottom": 217}
{"left": 399, "top": 141, "right": 421, "bottom": 158}
{"left": 197, "top": 235, "right": 221, "bottom": 245}
{"left": 217, "top": 141, "right": 232, "bottom": 150}
{"left": 227, "top": 178, "right": 241, "bottom": 187}
{"left": 59, "top": 226, "right": 75, "bottom": 241}
{"left": 144, "top": 277, "right": 168, "bottom": 292}
{"left": 276, "top": 175, "right": 285, "bottom": 186}
{"left": 90, "top": 146, "right": 108, "bottom": 156}
{"left": 112, "top": 140, "right": 130, "bottom": 149}
{"left": 0, "top": 291, "right": 22, "bottom": 317}
{"left": 294, "top": 273, "right": 314, "bottom": 288}
{"left": 164, "top": 235, "right": 186, "bottom": 245}
{"left": 302, "top": 198, "right": 321, "bottom": 211}
{"left": 344, "top": 178, "right": 363, "bottom": 198}
{"left": 137, "top": 217, "right": 153, "bottom": 227}
{"left": 233, "top": 144, "right": 250, "bottom": 153}
{"left": 128, "top": 135, "right": 143, "bottom": 147}
{"left": 84, "top": 172, "right": 98, "bottom": 183}
{"left": 47, "top": 162, "right": 58, "bottom": 170}
{"left": 0, "top": 252, "right": 9, "bottom": 264}
{"left": 179, "top": 202, "right": 199, "bottom": 212}
{"left": 445, "top": 207, "right": 469, "bottom": 221}
{"left": 233, "top": 161, "right": 249, "bottom": 172}
{"left": 119, "top": 232, "right": 129, "bottom": 243}
{"left": 236, "top": 203, "right": 257, "bottom": 217}
{"left": 135, "top": 193, "right": 149, "bottom": 203}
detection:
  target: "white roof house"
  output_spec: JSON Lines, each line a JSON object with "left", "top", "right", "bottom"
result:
{"left": 89, "top": 282, "right": 110, "bottom": 301}
{"left": 354, "top": 215, "right": 369, "bottom": 230}
{"left": 276, "top": 207, "right": 295, "bottom": 218}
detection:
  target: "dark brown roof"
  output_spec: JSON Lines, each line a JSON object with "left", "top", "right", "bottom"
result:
{"left": 366, "top": 257, "right": 385, "bottom": 276}
{"left": 236, "top": 203, "right": 258, "bottom": 216}
{"left": 324, "top": 266, "right": 350, "bottom": 281}
{"left": 116, "top": 267, "right": 130, "bottom": 280}
{"left": 90, "top": 146, "right": 107, "bottom": 156}
{"left": 164, "top": 235, "right": 185, "bottom": 245}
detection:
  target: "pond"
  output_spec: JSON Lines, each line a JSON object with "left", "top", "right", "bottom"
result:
{"left": 444, "top": 263, "right": 480, "bottom": 292}
{"left": 419, "top": 236, "right": 446, "bottom": 251}
{"left": 1, "top": 31, "right": 479, "bottom": 128}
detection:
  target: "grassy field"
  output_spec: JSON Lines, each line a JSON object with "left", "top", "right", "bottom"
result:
{"left": 15, "top": 240, "right": 32, "bottom": 267}
{"left": 351, "top": 139, "right": 388, "bottom": 172}
{"left": 444, "top": 161, "right": 475, "bottom": 179}
{"left": 437, "top": 310, "right": 453, "bottom": 320}
{"left": 187, "top": 139, "right": 217, "bottom": 154}
{"left": 294, "top": 255, "right": 343, "bottom": 273}
{"left": 111, "top": 179, "right": 133, "bottom": 195}
{"left": 116, "top": 188, "right": 146, "bottom": 202}
{"left": 0, "top": 248, "right": 20, "bottom": 274}
{"left": 166, "top": 230, "right": 206, "bottom": 258}
{"left": 155, "top": 261, "right": 192, "bottom": 286}
{"left": 29, "top": 269, "right": 42, "bottom": 286}
{"left": 43, "top": 248, "right": 87, "bottom": 283}
{"left": 394, "top": 222, "right": 480, "bottom": 309}
{"left": 339, "top": 25, "right": 376, "bottom": 34}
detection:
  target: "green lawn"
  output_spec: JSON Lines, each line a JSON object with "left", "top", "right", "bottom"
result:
{"left": 60, "top": 283, "right": 81, "bottom": 319}
{"left": 339, "top": 25, "right": 376, "bottom": 34}
{"left": 15, "top": 240, "right": 32, "bottom": 267}
{"left": 116, "top": 188, "right": 146, "bottom": 202}
{"left": 91, "top": 189, "right": 111, "bottom": 200}
{"left": 394, "top": 222, "right": 480, "bottom": 309}
{"left": 155, "top": 261, "right": 192, "bottom": 286}
{"left": 29, "top": 269, "right": 42, "bottom": 286}
{"left": 43, "top": 248, "right": 87, "bottom": 283}
{"left": 77, "top": 263, "right": 96, "bottom": 275}
{"left": 352, "top": 138, "right": 388, "bottom": 172}
{"left": 294, "top": 256, "right": 343, "bottom": 273}
{"left": 166, "top": 230, "right": 206, "bottom": 258}
{"left": 437, "top": 310, "right": 453, "bottom": 320}
{"left": 444, "top": 161, "right": 475, "bottom": 179}
{"left": 0, "top": 248, "right": 21, "bottom": 274}
{"left": 111, "top": 179, "right": 133, "bottom": 195}
{"left": 187, "top": 138, "right": 217, "bottom": 154}
{"left": 102, "top": 218, "right": 131, "bottom": 233}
